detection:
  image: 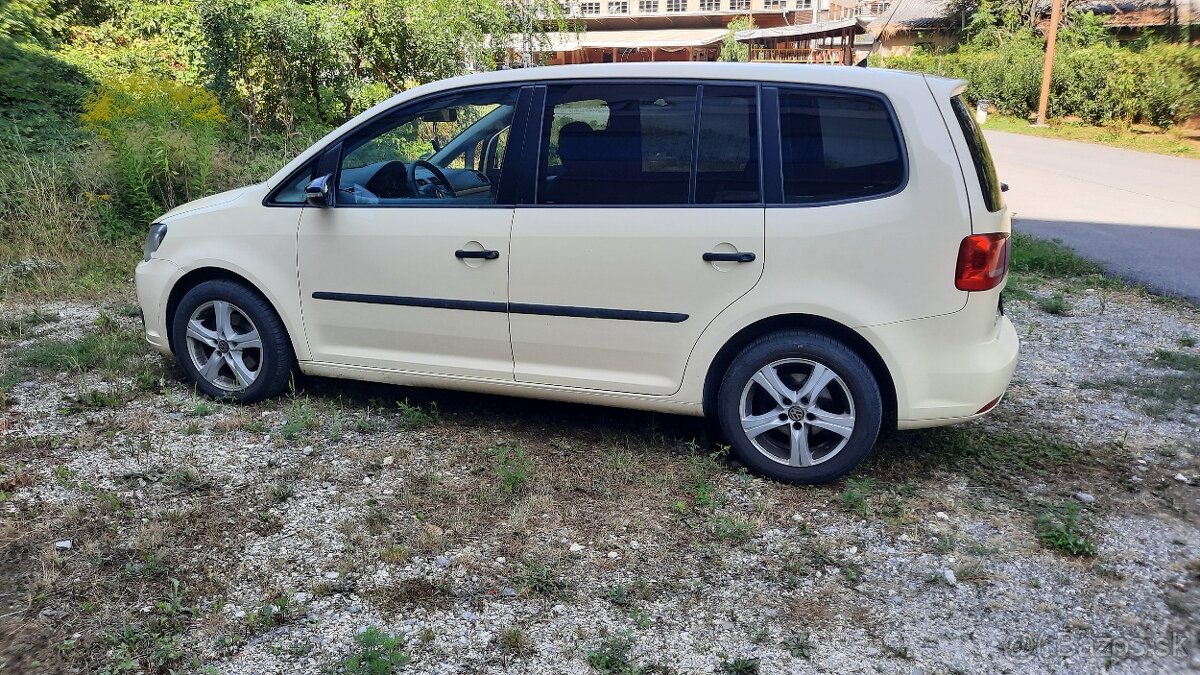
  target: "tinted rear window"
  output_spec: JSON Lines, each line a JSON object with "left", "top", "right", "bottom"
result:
{"left": 950, "top": 95, "right": 1003, "bottom": 212}
{"left": 778, "top": 88, "right": 904, "bottom": 204}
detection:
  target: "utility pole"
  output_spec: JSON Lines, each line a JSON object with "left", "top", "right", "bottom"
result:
{"left": 1034, "top": 0, "right": 1063, "bottom": 126}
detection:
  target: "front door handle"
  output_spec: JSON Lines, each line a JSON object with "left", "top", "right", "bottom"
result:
{"left": 455, "top": 249, "right": 500, "bottom": 260}
{"left": 703, "top": 251, "right": 756, "bottom": 263}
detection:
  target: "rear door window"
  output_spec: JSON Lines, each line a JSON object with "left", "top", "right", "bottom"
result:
{"left": 777, "top": 88, "right": 904, "bottom": 205}
{"left": 950, "top": 95, "right": 1003, "bottom": 212}
{"left": 537, "top": 83, "right": 696, "bottom": 205}
{"left": 696, "top": 86, "right": 760, "bottom": 204}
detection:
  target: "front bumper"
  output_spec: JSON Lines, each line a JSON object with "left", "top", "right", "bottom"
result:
{"left": 134, "top": 257, "right": 179, "bottom": 357}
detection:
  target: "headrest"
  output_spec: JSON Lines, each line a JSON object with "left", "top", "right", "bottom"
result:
{"left": 556, "top": 121, "right": 597, "bottom": 163}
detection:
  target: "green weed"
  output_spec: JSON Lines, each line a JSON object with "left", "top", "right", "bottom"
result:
{"left": 491, "top": 445, "right": 532, "bottom": 496}
{"left": 841, "top": 478, "right": 874, "bottom": 517}
{"left": 1036, "top": 502, "right": 1096, "bottom": 557}
{"left": 342, "top": 627, "right": 411, "bottom": 674}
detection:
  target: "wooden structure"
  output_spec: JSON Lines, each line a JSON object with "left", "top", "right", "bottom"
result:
{"left": 735, "top": 17, "right": 867, "bottom": 64}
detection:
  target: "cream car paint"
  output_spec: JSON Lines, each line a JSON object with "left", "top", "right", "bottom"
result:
{"left": 136, "top": 62, "right": 1018, "bottom": 433}
{"left": 508, "top": 206, "right": 764, "bottom": 395}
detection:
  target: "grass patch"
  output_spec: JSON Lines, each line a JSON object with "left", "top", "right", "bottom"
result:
{"left": 875, "top": 428, "right": 1080, "bottom": 485}
{"left": 1010, "top": 233, "right": 1103, "bottom": 278}
{"left": 18, "top": 327, "right": 146, "bottom": 374}
{"left": 396, "top": 398, "right": 438, "bottom": 430}
{"left": 497, "top": 627, "right": 534, "bottom": 657}
{"left": 369, "top": 578, "right": 452, "bottom": 611}
{"left": 840, "top": 478, "right": 874, "bottom": 518}
{"left": 0, "top": 308, "right": 60, "bottom": 339}
{"left": 1128, "top": 373, "right": 1200, "bottom": 419}
{"left": 1036, "top": 293, "right": 1072, "bottom": 316}
{"left": 491, "top": 445, "right": 532, "bottom": 496}
{"left": 515, "top": 558, "right": 570, "bottom": 599}
{"left": 1089, "top": 350, "right": 1200, "bottom": 419}
{"left": 1035, "top": 502, "right": 1096, "bottom": 557}
{"left": 983, "top": 114, "right": 1200, "bottom": 158}
{"left": 1152, "top": 349, "right": 1200, "bottom": 372}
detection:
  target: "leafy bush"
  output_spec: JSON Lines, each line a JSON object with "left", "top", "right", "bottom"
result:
{"left": 876, "top": 42, "right": 1200, "bottom": 127}
{"left": 0, "top": 37, "right": 93, "bottom": 147}
{"left": 82, "top": 74, "right": 226, "bottom": 228}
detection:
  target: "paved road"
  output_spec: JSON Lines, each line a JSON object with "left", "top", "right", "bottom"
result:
{"left": 984, "top": 130, "right": 1200, "bottom": 301}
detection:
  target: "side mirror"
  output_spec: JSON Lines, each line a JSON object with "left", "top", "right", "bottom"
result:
{"left": 305, "top": 174, "right": 333, "bottom": 207}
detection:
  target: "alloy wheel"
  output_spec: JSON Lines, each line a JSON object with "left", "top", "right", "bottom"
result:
{"left": 184, "top": 300, "right": 263, "bottom": 392}
{"left": 738, "top": 358, "right": 857, "bottom": 468}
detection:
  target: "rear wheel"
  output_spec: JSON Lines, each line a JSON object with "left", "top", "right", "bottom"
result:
{"left": 171, "top": 279, "right": 294, "bottom": 402}
{"left": 716, "top": 331, "right": 882, "bottom": 484}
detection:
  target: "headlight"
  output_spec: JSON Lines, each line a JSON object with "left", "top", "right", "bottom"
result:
{"left": 142, "top": 223, "right": 168, "bottom": 262}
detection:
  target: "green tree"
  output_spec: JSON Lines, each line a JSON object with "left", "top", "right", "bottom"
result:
{"left": 718, "top": 16, "right": 754, "bottom": 62}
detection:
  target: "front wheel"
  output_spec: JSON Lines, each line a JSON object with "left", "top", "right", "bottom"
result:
{"left": 716, "top": 331, "right": 882, "bottom": 485}
{"left": 171, "top": 279, "right": 294, "bottom": 402}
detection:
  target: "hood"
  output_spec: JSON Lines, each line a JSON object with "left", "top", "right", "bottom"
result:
{"left": 157, "top": 184, "right": 261, "bottom": 223}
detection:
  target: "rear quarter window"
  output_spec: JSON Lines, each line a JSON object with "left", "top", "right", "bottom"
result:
{"left": 950, "top": 95, "right": 1003, "bottom": 212}
{"left": 777, "top": 88, "right": 905, "bottom": 205}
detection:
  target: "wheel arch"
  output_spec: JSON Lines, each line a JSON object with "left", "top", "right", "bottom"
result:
{"left": 701, "top": 314, "right": 898, "bottom": 429}
{"left": 165, "top": 267, "right": 297, "bottom": 357}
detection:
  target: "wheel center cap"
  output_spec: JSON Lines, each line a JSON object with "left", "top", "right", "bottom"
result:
{"left": 787, "top": 405, "right": 807, "bottom": 422}
{"left": 217, "top": 339, "right": 230, "bottom": 353}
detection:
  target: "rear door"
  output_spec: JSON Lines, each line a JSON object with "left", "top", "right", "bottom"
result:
{"left": 507, "top": 82, "right": 765, "bottom": 395}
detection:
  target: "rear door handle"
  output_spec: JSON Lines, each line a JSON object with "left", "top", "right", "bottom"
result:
{"left": 455, "top": 249, "right": 500, "bottom": 260}
{"left": 703, "top": 251, "right": 756, "bottom": 263}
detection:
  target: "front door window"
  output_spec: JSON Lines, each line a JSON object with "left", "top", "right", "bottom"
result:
{"left": 336, "top": 88, "right": 520, "bottom": 205}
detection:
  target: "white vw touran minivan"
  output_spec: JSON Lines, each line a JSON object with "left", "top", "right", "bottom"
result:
{"left": 136, "top": 63, "right": 1018, "bottom": 484}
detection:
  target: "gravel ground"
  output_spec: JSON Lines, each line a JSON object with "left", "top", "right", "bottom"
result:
{"left": 2, "top": 281, "right": 1199, "bottom": 674}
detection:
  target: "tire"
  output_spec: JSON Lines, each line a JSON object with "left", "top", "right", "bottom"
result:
{"left": 716, "top": 330, "right": 882, "bottom": 485}
{"left": 171, "top": 279, "right": 294, "bottom": 403}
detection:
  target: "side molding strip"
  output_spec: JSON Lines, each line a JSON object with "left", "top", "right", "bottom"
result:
{"left": 311, "top": 292, "right": 688, "bottom": 323}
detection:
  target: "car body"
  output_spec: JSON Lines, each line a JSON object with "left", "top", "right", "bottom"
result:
{"left": 135, "top": 63, "right": 1018, "bottom": 484}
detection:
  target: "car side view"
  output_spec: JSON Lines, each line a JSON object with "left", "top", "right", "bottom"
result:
{"left": 135, "top": 63, "right": 1019, "bottom": 485}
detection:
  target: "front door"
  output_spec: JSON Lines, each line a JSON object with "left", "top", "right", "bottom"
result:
{"left": 508, "top": 83, "right": 765, "bottom": 395}
{"left": 298, "top": 86, "right": 524, "bottom": 380}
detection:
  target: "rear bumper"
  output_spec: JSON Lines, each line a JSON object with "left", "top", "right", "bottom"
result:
{"left": 135, "top": 257, "right": 178, "bottom": 357}
{"left": 863, "top": 305, "right": 1019, "bottom": 429}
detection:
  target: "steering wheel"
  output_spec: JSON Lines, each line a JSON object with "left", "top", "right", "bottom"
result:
{"left": 407, "top": 160, "right": 457, "bottom": 199}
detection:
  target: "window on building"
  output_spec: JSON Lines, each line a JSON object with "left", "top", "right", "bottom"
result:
{"left": 777, "top": 88, "right": 904, "bottom": 204}
{"left": 730, "top": 0, "right": 750, "bottom": 9}
{"left": 700, "top": 0, "right": 720, "bottom": 10}
{"left": 580, "top": 1, "right": 601, "bottom": 13}
{"left": 764, "top": 0, "right": 786, "bottom": 8}
{"left": 665, "top": 0, "right": 686, "bottom": 12}
{"left": 796, "top": 0, "right": 812, "bottom": 8}
{"left": 638, "top": 0, "right": 660, "bottom": 10}
{"left": 608, "top": 0, "right": 630, "bottom": 12}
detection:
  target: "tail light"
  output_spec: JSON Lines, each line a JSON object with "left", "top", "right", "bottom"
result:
{"left": 955, "top": 233, "right": 1010, "bottom": 292}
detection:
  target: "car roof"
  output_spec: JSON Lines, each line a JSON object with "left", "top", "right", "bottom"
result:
{"left": 267, "top": 63, "right": 942, "bottom": 189}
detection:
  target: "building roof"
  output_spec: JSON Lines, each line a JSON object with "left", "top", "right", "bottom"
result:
{"left": 528, "top": 28, "right": 729, "bottom": 51}
{"left": 867, "top": 0, "right": 1197, "bottom": 35}
{"left": 735, "top": 17, "right": 869, "bottom": 41}
{"left": 866, "top": 0, "right": 962, "bottom": 35}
